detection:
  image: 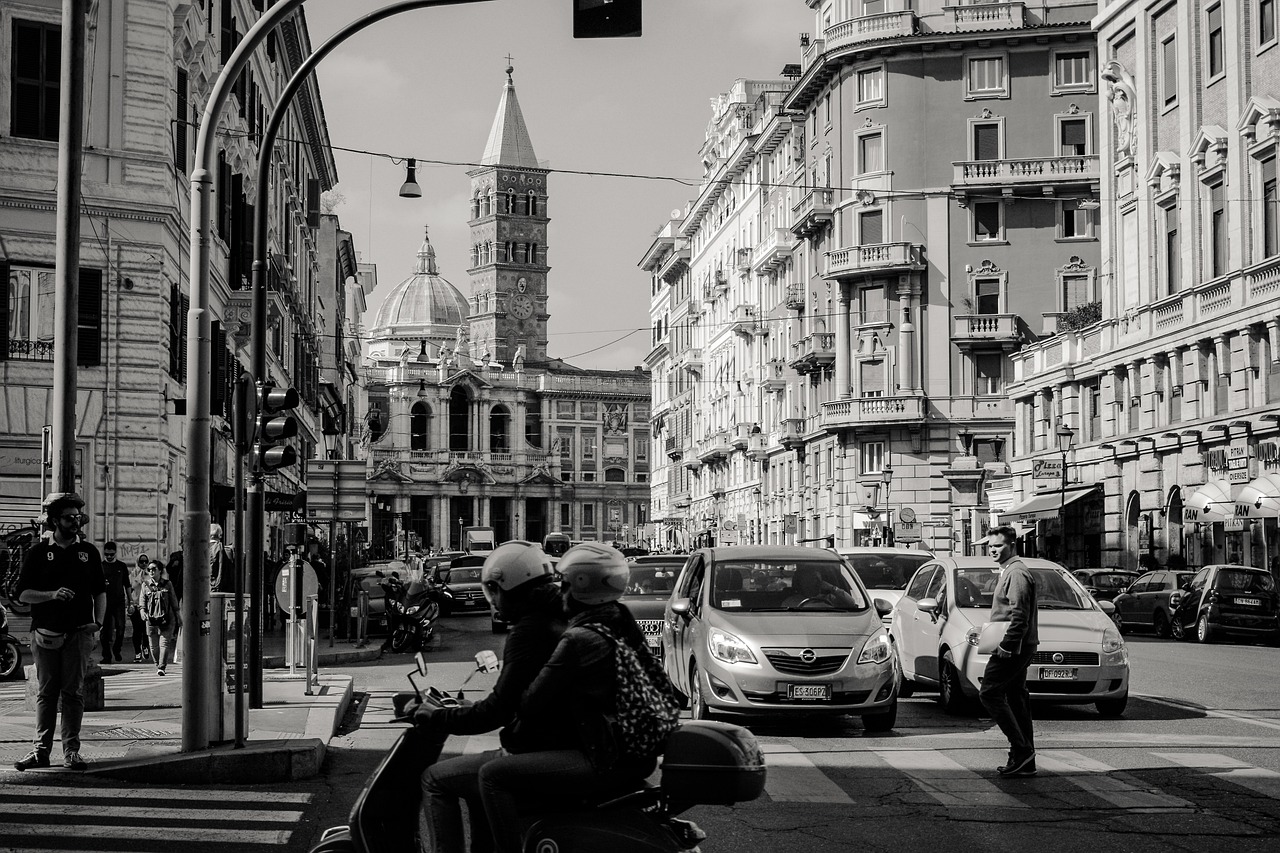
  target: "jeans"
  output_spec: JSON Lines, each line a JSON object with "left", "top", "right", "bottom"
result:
{"left": 422, "top": 750, "right": 500, "bottom": 853}
{"left": 478, "top": 749, "right": 604, "bottom": 853}
{"left": 31, "top": 628, "right": 92, "bottom": 756}
{"left": 129, "top": 609, "right": 147, "bottom": 656}
{"left": 100, "top": 604, "right": 126, "bottom": 661}
{"left": 146, "top": 621, "right": 176, "bottom": 668}
{"left": 980, "top": 645, "right": 1036, "bottom": 756}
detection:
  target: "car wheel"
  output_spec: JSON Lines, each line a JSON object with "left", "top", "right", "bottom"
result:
{"left": 862, "top": 700, "right": 897, "bottom": 733}
{"left": 689, "top": 662, "right": 717, "bottom": 721}
{"left": 1153, "top": 611, "right": 1170, "bottom": 639}
{"left": 938, "top": 656, "right": 969, "bottom": 715}
{"left": 1112, "top": 611, "right": 1125, "bottom": 634}
{"left": 1170, "top": 615, "right": 1187, "bottom": 641}
{"left": 1096, "top": 693, "right": 1128, "bottom": 718}
{"left": 1196, "top": 614, "right": 1214, "bottom": 644}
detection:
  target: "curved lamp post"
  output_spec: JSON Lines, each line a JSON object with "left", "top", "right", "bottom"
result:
{"left": 1056, "top": 423, "right": 1075, "bottom": 564}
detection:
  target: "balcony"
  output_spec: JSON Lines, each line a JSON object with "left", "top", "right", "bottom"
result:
{"left": 824, "top": 10, "right": 917, "bottom": 51}
{"left": 736, "top": 248, "right": 753, "bottom": 274}
{"left": 758, "top": 359, "right": 787, "bottom": 392}
{"left": 753, "top": 228, "right": 795, "bottom": 273}
{"left": 6, "top": 339, "right": 55, "bottom": 362}
{"left": 731, "top": 423, "right": 754, "bottom": 450}
{"left": 730, "top": 304, "right": 761, "bottom": 336}
{"left": 698, "top": 431, "right": 733, "bottom": 463}
{"left": 784, "top": 283, "right": 805, "bottom": 311}
{"left": 952, "top": 314, "right": 1022, "bottom": 348}
{"left": 677, "top": 347, "right": 704, "bottom": 374}
{"left": 944, "top": 2, "right": 1026, "bottom": 31}
{"left": 658, "top": 245, "right": 691, "bottom": 286}
{"left": 789, "top": 333, "right": 836, "bottom": 374}
{"left": 824, "top": 242, "right": 923, "bottom": 280}
{"left": 780, "top": 418, "right": 806, "bottom": 450}
{"left": 952, "top": 155, "right": 1099, "bottom": 189}
{"left": 746, "top": 433, "right": 769, "bottom": 461}
{"left": 820, "top": 395, "right": 927, "bottom": 431}
{"left": 712, "top": 270, "right": 729, "bottom": 296}
{"left": 665, "top": 435, "right": 682, "bottom": 460}
{"left": 791, "top": 189, "right": 834, "bottom": 238}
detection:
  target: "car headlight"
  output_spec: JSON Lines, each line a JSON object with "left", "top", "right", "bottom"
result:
{"left": 1101, "top": 626, "right": 1126, "bottom": 657}
{"left": 858, "top": 631, "right": 893, "bottom": 665}
{"left": 708, "top": 628, "right": 757, "bottom": 665}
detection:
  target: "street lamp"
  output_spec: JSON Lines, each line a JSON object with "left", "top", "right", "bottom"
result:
{"left": 864, "top": 464, "right": 894, "bottom": 545}
{"left": 320, "top": 419, "right": 339, "bottom": 649}
{"left": 751, "top": 487, "right": 762, "bottom": 544}
{"left": 1056, "top": 423, "right": 1075, "bottom": 565}
{"left": 458, "top": 516, "right": 464, "bottom": 552}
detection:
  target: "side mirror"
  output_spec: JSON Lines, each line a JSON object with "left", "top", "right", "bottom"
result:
{"left": 670, "top": 598, "right": 691, "bottom": 618}
{"left": 475, "top": 650, "right": 500, "bottom": 673}
{"left": 415, "top": 651, "right": 428, "bottom": 677}
{"left": 873, "top": 598, "right": 893, "bottom": 617}
{"left": 375, "top": 570, "right": 385, "bottom": 578}
{"left": 1097, "top": 600, "right": 1116, "bottom": 615}
{"left": 918, "top": 597, "right": 939, "bottom": 614}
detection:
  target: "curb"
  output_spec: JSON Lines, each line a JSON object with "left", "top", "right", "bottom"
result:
{"left": 85, "top": 737, "right": 328, "bottom": 784}
{"left": 263, "top": 645, "right": 385, "bottom": 670}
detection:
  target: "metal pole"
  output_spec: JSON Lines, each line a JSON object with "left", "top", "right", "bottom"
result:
{"left": 233, "top": 440, "right": 245, "bottom": 747}
{"left": 328, "top": 516, "right": 336, "bottom": 648}
{"left": 52, "top": 0, "right": 87, "bottom": 496}
{"left": 1060, "top": 448, "right": 1068, "bottom": 565}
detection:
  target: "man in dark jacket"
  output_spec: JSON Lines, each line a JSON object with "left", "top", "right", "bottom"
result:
{"left": 417, "top": 541, "right": 568, "bottom": 853}
{"left": 99, "top": 541, "right": 131, "bottom": 663}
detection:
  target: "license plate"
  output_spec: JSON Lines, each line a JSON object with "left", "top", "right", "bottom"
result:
{"left": 1039, "top": 668, "right": 1077, "bottom": 680}
{"left": 786, "top": 683, "right": 832, "bottom": 701}
{"left": 1236, "top": 597, "right": 1261, "bottom": 607}
{"left": 647, "top": 638, "right": 663, "bottom": 657}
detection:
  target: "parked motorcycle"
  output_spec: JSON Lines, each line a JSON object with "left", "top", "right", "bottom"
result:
{"left": 310, "top": 652, "right": 767, "bottom": 853}
{"left": 381, "top": 574, "right": 441, "bottom": 654}
{"left": 0, "top": 602, "right": 24, "bottom": 679}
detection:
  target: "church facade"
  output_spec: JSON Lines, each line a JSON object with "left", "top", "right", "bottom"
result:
{"left": 360, "top": 69, "right": 651, "bottom": 556}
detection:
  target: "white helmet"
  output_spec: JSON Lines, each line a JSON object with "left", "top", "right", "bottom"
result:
{"left": 558, "top": 543, "right": 630, "bottom": 605}
{"left": 481, "top": 541, "right": 555, "bottom": 600}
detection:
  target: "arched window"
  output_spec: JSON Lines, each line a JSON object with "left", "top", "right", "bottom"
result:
{"left": 471, "top": 193, "right": 481, "bottom": 220}
{"left": 507, "top": 190, "right": 515, "bottom": 213}
{"left": 1125, "top": 491, "right": 1142, "bottom": 571}
{"left": 605, "top": 467, "right": 626, "bottom": 483}
{"left": 527, "top": 190, "right": 538, "bottom": 217}
{"left": 449, "top": 386, "right": 470, "bottom": 451}
{"left": 480, "top": 192, "right": 491, "bottom": 217}
{"left": 490, "top": 404, "right": 511, "bottom": 453}
{"left": 410, "top": 402, "right": 430, "bottom": 451}
{"left": 530, "top": 243, "right": 539, "bottom": 265}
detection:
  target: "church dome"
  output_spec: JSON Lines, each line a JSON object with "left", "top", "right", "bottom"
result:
{"left": 371, "top": 228, "right": 469, "bottom": 336}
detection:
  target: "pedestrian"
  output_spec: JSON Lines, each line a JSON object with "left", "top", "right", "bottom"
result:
{"left": 165, "top": 545, "right": 184, "bottom": 603}
{"left": 127, "top": 555, "right": 150, "bottom": 663}
{"left": 139, "top": 560, "right": 181, "bottom": 675}
{"left": 209, "top": 523, "right": 233, "bottom": 593}
{"left": 979, "top": 524, "right": 1039, "bottom": 778}
{"left": 99, "top": 541, "right": 130, "bottom": 664}
{"left": 12, "top": 492, "right": 106, "bottom": 772}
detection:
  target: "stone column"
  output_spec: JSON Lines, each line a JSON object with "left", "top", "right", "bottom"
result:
{"left": 835, "top": 286, "right": 852, "bottom": 397}
{"left": 897, "top": 275, "right": 919, "bottom": 393}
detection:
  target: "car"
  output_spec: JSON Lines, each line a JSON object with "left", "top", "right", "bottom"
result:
{"left": 836, "top": 548, "right": 934, "bottom": 626}
{"left": 1071, "top": 568, "right": 1142, "bottom": 603}
{"left": 1169, "top": 564, "right": 1280, "bottom": 644}
{"left": 435, "top": 555, "right": 488, "bottom": 617}
{"left": 623, "top": 555, "right": 688, "bottom": 661}
{"left": 661, "top": 545, "right": 898, "bottom": 732}
{"left": 891, "top": 556, "right": 1130, "bottom": 717}
{"left": 347, "top": 560, "right": 411, "bottom": 635}
{"left": 1110, "top": 569, "right": 1196, "bottom": 637}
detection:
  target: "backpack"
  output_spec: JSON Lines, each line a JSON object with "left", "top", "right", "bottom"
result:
{"left": 587, "top": 623, "right": 682, "bottom": 764}
{"left": 143, "top": 582, "right": 170, "bottom": 627}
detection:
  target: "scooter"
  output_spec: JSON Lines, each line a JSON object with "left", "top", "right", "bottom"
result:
{"left": 381, "top": 574, "right": 441, "bottom": 654}
{"left": 0, "top": 602, "right": 24, "bottom": 679}
{"left": 310, "top": 652, "right": 767, "bottom": 853}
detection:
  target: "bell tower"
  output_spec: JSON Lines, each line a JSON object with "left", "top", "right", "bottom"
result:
{"left": 466, "top": 64, "right": 550, "bottom": 367}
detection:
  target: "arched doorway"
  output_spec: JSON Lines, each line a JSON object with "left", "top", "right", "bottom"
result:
{"left": 410, "top": 402, "right": 430, "bottom": 451}
{"left": 1165, "top": 486, "right": 1184, "bottom": 568}
{"left": 1124, "top": 491, "right": 1142, "bottom": 570}
{"left": 489, "top": 404, "right": 510, "bottom": 453}
{"left": 449, "top": 386, "right": 470, "bottom": 451}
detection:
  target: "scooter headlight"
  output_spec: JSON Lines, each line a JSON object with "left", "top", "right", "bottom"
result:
{"left": 405, "top": 605, "right": 421, "bottom": 617}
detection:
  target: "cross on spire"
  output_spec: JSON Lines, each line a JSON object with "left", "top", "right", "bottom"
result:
{"left": 505, "top": 54, "right": 514, "bottom": 78}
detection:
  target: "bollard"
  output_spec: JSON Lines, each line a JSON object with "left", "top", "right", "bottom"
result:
{"left": 354, "top": 588, "right": 369, "bottom": 648}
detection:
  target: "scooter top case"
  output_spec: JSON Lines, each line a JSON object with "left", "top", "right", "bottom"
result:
{"left": 661, "top": 720, "right": 767, "bottom": 806}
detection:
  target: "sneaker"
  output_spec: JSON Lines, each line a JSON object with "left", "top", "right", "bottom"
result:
{"left": 14, "top": 750, "right": 50, "bottom": 771}
{"left": 997, "top": 752, "right": 1037, "bottom": 777}
{"left": 157, "top": 668, "right": 166, "bottom": 676}
{"left": 133, "top": 653, "right": 143, "bottom": 663}
{"left": 63, "top": 751, "right": 87, "bottom": 771}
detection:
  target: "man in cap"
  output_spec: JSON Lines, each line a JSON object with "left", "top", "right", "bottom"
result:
{"left": 13, "top": 493, "right": 106, "bottom": 772}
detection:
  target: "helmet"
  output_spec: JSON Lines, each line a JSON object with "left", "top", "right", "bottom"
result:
{"left": 42, "top": 492, "right": 85, "bottom": 518}
{"left": 558, "top": 543, "right": 630, "bottom": 605}
{"left": 481, "top": 540, "right": 555, "bottom": 598}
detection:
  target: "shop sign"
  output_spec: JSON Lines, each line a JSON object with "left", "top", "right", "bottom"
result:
{"left": 1224, "top": 518, "right": 1247, "bottom": 532}
{"left": 1031, "top": 459, "right": 1063, "bottom": 480}
{"left": 893, "top": 521, "right": 922, "bottom": 542}
{"left": 1257, "top": 441, "right": 1280, "bottom": 469}
{"left": 1227, "top": 445, "right": 1252, "bottom": 484}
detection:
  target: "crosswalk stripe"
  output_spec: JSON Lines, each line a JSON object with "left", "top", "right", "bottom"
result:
{"left": 1035, "top": 751, "right": 1193, "bottom": 811}
{"left": 873, "top": 750, "right": 1027, "bottom": 808}
{"left": 758, "top": 744, "right": 853, "bottom": 803}
{"left": 1153, "top": 752, "right": 1280, "bottom": 800}
{"left": 0, "top": 824, "right": 293, "bottom": 844}
{"left": 0, "top": 787, "right": 312, "bottom": 804}
{"left": 0, "top": 803, "right": 305, "bottom": 821}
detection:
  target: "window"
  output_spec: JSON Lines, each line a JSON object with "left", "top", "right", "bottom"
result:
{"left": 1263, "top": 0, "right": 1277, "bottom": 47}
{"left": 858, "top": 132, "right": 883, "bottom": 174}
{"left": 580, "top": 402, "right": 598, "bottom": 420}
{"left": 975, "top": 353, "right": 1003, "bottom": 396}
{"left": 1209, "top": 180, "right": 1228, "bottom": 277}
{"left": 967, "top": 55, "right": 1007, "bottom": 97}
{"left": 1206, "top": 4, "right": 1225, "bottom": 79}
{"left": 823, "top": 93, "right": 831, "bottom": 126}
{"left": 972, "top": 122, "right": 1001, "bottom": 161}
{"left": 859, "top": 210, "right": 883, "bottom": 244}
{"left": 856, "top": 66, "right": 884, "bottom": 106}
{"left": 1059, "top": 119, "right": 1088, "bottom": 156}
{"left": 862, "top": 0, "right": 885, "bottom": 14}
{"left": 860, "top": 360, "right": 886, "bottom": 397}
{"left": 1086, "top": 383, "right": 1102, "bottom": 441}
{"left": 410, "top": 403, "right": 429, "bottom": 451}
{"left": 1053, "top": 50, "right": 1092, "bottom": 92}
{"left": 11, "top": 20, "right": 61, "bottom": 141}
{"left": 1164, "top": 204, "right": 1181, "bottom": 292}
{"left": 583, "top": 504, "right": 596, "bottom": 528}
{"left": 560, "top": 503, "right": 571, "bottom": 529}
{"left": 1062, "top": 274, "right": 1090, "bottom": 311}
{"left": 581, "top": 432, "right": 597, "bottom": 470}
{"left": 175, "top": 68, "right": 189, "bottom": 174}
{"left": 974, "top": 278, "right": 1000, "bottom": 314}
{"left": 860, "top": 283, "right": 887, "bottom": 324}
{"left": 1263, "top": 156, "right": 1278, "bottom": 258}
{"left": 1059, "top": 201, "right": 1095, "bottom": 239}
{"left": 972, "top": 202, "right": 1003, "bottom": 242}
{"left": 556, "top": 401, "right": 575, "bottom": 419}
{"left": 861, "top": 441, "right": 885, "bottom": 474}
{"left": 1161, "top": 36, "right": 1178, "bottom": 106}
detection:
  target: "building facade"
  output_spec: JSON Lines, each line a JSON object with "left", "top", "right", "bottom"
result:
{"left": 361, "top": 69, "right": 651, "bottom": 557}
{"left": 0, "top": 1, "right": 355, "bottom": 563}
{"left": 646, "top": 1, "right": 1101, "bottom": 555}
{"left": 1006, "top": 0, "right": 1280, "bottom": 571}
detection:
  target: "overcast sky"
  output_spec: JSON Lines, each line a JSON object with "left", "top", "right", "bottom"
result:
{"left": 304, "top": 0, "right": 812, "bottom": 370}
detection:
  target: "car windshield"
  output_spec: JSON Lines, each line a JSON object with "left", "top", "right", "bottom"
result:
{"left": 711, "top": 560, "right": 868, "bottom": 612}
{"left": 845, "top": 553, "right": 932, "bottom": 590}
{"left": 622, "top": 564, "right": 680, "bottom": 597}
{"left": 1216, "top": 569, "right": 1276, "bottom": 593}
{"left": 1085, "top": 573, "right": 1136, "bottom": 590}
{"left": 952, "top": 567, "right": 1095, "bottom": 610}
{"left": 446, "top": 568, "right": 483, "bottom": 584}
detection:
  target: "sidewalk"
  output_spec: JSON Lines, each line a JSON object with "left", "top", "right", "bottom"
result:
{"left": 0, "top": 614, "right": 382, "bottom": 784}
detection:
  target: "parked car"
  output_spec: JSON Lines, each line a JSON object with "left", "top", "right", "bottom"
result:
{"left": 435, "top": 555, "right": 488, "bottom": 617}
{"left": 891, "top": 556, "right": 1130, "bottom": 717}
{"left": 1110, "top": 569, "right": 1195, "bottom": 637}
{"left": 836, "top": 547, "right": 934, "bottom": 626}
{"left": 347, "top": 560, "right": 409, "bottom": 635}
{"left": 623, "top": 555, "right": 687, "bottom": 661}
{"left": 661, "top": 545, "right": 898, "bottom": 732}
{"left": 1169, "top": 564, "right": 1280, "bottom": 644}
{"left": 1071, "top": 568, "right": 1141, "bottom": 603}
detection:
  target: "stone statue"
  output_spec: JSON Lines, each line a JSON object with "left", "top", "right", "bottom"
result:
{"left": 1102, "top": 61, "right": 1136, "bottom": 159}
{"left": 513, "top": 344, "right": 526, "bottom": 372}
{"left": 481, "top": 347, "right": 492, "bottom": 369}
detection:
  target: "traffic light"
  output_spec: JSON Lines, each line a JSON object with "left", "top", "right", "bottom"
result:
{"left": 253, "top": 383, "right": 299, "bottom": 472}
{"left": 233, "top": 372, "right": 256, "bottom": 457}
{"left": 573, "top": 0, "right": 641, "bottom": 38}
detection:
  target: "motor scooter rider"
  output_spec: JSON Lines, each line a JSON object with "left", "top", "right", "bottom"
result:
{"left": 415, "top": 541, "right": 570, "bottom": 853}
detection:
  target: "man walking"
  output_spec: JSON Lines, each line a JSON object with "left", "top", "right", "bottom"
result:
{"left": 13, "top": 493, "right": 106, "bottom": 772}
{"left": 99, "top": 542, "right": 130, "bottom": 663}
{"left": 979, "top": 525, "right": 1039, "bottom": 777}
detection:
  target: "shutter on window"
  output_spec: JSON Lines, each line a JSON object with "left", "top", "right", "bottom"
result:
{"left": 175, "top": 68, "right": 188, "bottom": 174}
{"left": 974, "top": 123, "right": 999, "bottom": 160}
{"left": 860, "top": 211, "right": 883, "bottom": 244}
{"left": 307, "top": 179, "right": 320, "bottom": 228}
{"left": 76, "top": 268, "right": 102, "bottom": 367}
{"left": 178, "top": 292, "right": 191, "bottom": 380}
{"left": 976, "top": 203, "right": 1000, "bottom": 238}
{"left": 240, "top": 201, "right": 255, "bottom": 289}
{"left": 0, "top": 260, "right": 9, "bottom": 361}
{"left": 169, "top": 283, "right": 180, "bottom": 377}
{"left": 211, "top": 321, "right": 227, "bottom": 417}
{"left": 1163, "top": 39, "right": 1177, "bottom": 101}
{"left": 860, "top": 361, "right": 885, "bottom": 395}
{"left": 1061, "top": 120, "right": 1086, "bottom": 150}
{"left": 221, "top": 0, "right": 234, "bottom": 65}
{"left": 1063, "top": 275, "right": 1088, "bottom": 311}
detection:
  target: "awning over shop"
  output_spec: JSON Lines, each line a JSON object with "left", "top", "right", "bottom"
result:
{"left": 1183, "top": 480, "right": 1235, "bottom": 523}
{"left": 1236, "top": 472, "right": 1280, "bottom": 519}
{"left": 997, "top": 486, "right": 1099, "bottom": 525}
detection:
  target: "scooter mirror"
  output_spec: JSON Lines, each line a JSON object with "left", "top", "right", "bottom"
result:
{"left": 475, "top": 650, "right": 500, "bottom": 673}
{"left": 415, "top": 651, "right": 429, "bottom": 677}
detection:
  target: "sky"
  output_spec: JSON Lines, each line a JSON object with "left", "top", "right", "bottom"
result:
{"left": 304, "top": 0, "right": 813, "bottom": 370}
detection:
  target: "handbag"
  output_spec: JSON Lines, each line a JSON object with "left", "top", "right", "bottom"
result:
{"left": 976, "top": 621, "right": 1009, "bottom": 655}
{"left": 33, "top": 628, "right": 67, "bottom": 650}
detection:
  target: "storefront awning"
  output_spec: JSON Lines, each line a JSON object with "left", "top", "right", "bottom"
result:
{"left": 998, "top": 486, "right": 1099, "bottom": 525}
{"left": 1236, "top": 472, "right": 1280, "bottom": 519}
{"left": 1183, "top": 480, "right": 1235, "bottom": 523}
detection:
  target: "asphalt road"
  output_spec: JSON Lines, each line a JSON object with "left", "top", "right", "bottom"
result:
{"left": 299, "top": 615, "right": 1280, "bottom": 853}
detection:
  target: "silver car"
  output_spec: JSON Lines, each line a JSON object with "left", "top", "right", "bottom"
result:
{"left": 662, "top": 546, "right": 898, "bottom": 732}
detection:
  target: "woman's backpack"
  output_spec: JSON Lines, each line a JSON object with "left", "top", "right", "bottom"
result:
{"left": 587, "top": 623, "right": 682, "bottom": 764}
{"left": 143, "top": 583, "right": 170, "bottom": 627}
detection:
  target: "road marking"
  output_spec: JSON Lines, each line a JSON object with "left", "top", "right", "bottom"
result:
{"left": 0, "top": 824, "right": 293, "bottom": 844}
{"left": 1035, "top": 751, "right": 1193, "bottom": 811}
{"left": 1154, "top": 753, "right": 1280, "bottom": 800}
{"left": 0, "top": 787, "right": 313, "bottom": 804}
{"left": 1136, "top": 694, "right": 1280, "bottom": 733}
{"left": 759, "top": 744, "right": 854, "bottom": 803}
{"left": 0, "top": 803, "right": 305, "bottom": 821}
{"left": 873, "top": 749, "right": 1027, "bottom": 808}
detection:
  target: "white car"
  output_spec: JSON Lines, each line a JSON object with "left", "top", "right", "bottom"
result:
{"left": 891, "top": 556, "right": 1130, "bottom": 717}
{"left": 836, "top": 548, "right": 933, "bottom": 627}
